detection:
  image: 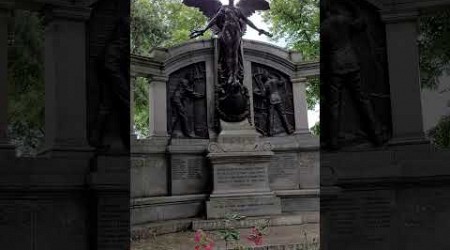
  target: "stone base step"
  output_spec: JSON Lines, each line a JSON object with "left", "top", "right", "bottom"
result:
{"left": 131, "top": 224, "right": 319, "bottom": 250}
{"left": 131, "top": 218, "right": 195, "bottom": 241}
{"left": 193, "top": 212, "right": 319, "bottom": 231}
{"left": 131, "top": 212, "right": 319, "bottom": 242}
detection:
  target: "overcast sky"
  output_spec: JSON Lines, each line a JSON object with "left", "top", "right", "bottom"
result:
{"left": 219, "top": 0, "right": 320, "bottom": 128}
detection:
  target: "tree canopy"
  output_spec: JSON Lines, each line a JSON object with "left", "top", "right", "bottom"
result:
{"left": 262, "top": 0, "right": 319, "bottom": 110}
{"left": 8, "top": 10, "right": 45, "bottom": 156}
{"left": 418, "top": 8, "right": 450, "bottom": 90}
{"left": 131, "top": 0, "right": 210, "bottom": 56}
{"left": 130, "top": 0, "right": 320, "bottom": 136}
{"left": 131, "top": 0, "right": 211, "bottom": 136}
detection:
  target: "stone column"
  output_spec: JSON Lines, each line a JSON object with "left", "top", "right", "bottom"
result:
{"left": 292, "top": 77, "right": 310, "bottom": 134}
{"left": 244, "top": 60, "right": 255, "bottom": 125}
{"left": 205, "top": 58, "right": 216, "bottom": 138}
{"left": 382, "top": 11, "right": 426, "bottom": 143}
{"left": 130, "top": 75, "right": 136, "bottom": 139}
{"left": 148, "top": 75, "right": 168, "bottom": 137}
{"left": 0, "top": 9, "right": 10, "bottom": 148}
{"left": 43, "top": 6, "right": 93, "bottom": 152}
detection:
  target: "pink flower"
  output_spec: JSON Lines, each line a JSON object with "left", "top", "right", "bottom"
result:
{"left": 195, "top": 245, "right": 201, "bottom": 250}
{"left": 194, "top": 230, "right": 204, "bottom": 243}
{"left": 247, "top": 227, "right": 263, "bottom": 246}
{"left": 204, "top": 243, "right": 214, "bottom": 250}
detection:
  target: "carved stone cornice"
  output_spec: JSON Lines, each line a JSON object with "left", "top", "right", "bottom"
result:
{"left": 381, "top": 10, "right": 419, "bottom": 23}
{"left": 43, "top": 4, "right": 92, "bottom": 23}
{"left": 296, "top": 61, "right": 319, "bottom": 78}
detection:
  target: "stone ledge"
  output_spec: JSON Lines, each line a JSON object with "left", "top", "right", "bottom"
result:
{"left": 131, "top": 195, "right": 206, "bottom": 225}
{"left": 0, "top": 174, "right": 86, "bottom": 190}
{"left": 193, "top": 212, "right": 319, "bottom": 231}
{"left": 275, "top": 189, "right": 319, "bottom": 197}
{"left": 167, "top": 139, "right": 209, "bottom": 154}
{"left": 132, "top": 223, "right": 319, "bottom": 249}
{"left": 131, "top": 194, "right": 208, "bottom": 207}
{"left": 132, "top": 218, "right": 195, "bottom": 239}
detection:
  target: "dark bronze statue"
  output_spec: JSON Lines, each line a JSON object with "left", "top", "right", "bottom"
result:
{"left": 170, "top": 73, "right": 205, "bottom": 138}
{"left": 183, "top": 0, "right": 272, "bottom": 122}
{"left": 90, "top": 17, "right": 130, "bottom": 152}
{"left": 254, "top": 73, "right": 294, "bottom": 136}
{"left": 321, "top": 1, "right": 385, "bottom": 150}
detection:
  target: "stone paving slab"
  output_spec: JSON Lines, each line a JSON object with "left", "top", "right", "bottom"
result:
{"left": 131, "top": 224, "right": 319, "bottom": 250}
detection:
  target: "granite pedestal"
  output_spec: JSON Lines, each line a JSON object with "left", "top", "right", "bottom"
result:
{"left": 206, "top": 121, "right": 282, "bottom": 219}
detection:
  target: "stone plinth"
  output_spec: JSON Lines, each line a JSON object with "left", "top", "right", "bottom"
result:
{"left": 206, "top": 121, "right": 281, "bottom": 219}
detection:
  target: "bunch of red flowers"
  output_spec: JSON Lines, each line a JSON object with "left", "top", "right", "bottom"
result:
{"left": 246, "top": 226, "right": 263, "bottom": 246}
{"left": 194, "top": 229, "right": 215, "bottom": 250}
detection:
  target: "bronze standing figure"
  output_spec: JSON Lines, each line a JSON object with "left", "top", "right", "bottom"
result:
{"left": 170, "top": 73, "right": 205, "bottom": 138}
{"left": 183, "top": 0, "right": 272, "bottom": 122}
{"left": 321, "top": 1, "right": 384, "bottom": 150}
{"left": 254, "top": 73, "right": 294, "bottom": 136}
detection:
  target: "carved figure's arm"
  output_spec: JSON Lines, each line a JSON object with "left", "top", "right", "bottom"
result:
{"left": 190, "top": 10, "right": 221, "bottom": 38}
{"left": 240, "top": 12, "right": 272, "bottom": 37}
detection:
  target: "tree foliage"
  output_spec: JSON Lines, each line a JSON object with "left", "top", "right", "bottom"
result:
{"left": 418, "top": 9, "right": 450, "bottom": 148}
{"left": 131, "top": 0, "right": 210, "bottom": 137}
{"left": 428, "top": 115, "right": 450, "bottom": 149}
{"left": 8, "top": 10, "right": 45, "bottom": 156}
{"left": 262, "top": 0, "right": 320, "bottom": 111}
{"left": 131, "top": 0, "right": 210, "bottom": 56}
{"left": 418, "top": 8, "right": 450, "bottom": 90}
{"left": 262, "top": 0, "right": 319, "bottom": 61}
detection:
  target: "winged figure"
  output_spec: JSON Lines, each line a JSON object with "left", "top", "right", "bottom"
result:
{"left": 182, "top": 0, "right": 273, "bottom": 122}
{"left": 183, "top": 0, "right": 271, "bottom": 83}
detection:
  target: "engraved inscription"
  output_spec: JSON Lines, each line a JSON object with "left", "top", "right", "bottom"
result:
{"left": 269, "top": 154, "right": 298, "bottom": 177}
{"left": 172, "top": 158, "right": 203, "bottom": 180}
{"left": 212, "top": 201, "right": 277, "bottom": 213}
{"left": 207, "top": 197, "right": 282, "bottom": 218}
{"left": 269, "top": 153, "right": 298, "bottom": 188}
{"left": 216, "top": 166, "right": 267, "bottom": 187}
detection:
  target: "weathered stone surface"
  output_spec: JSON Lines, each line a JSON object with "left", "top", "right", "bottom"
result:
{"left": 131, "top": 195, "right": 207, "bottom": 224}
{"left": 0, "top": 195, "right": 88, "bottom": 250}
{"left": 171, "top": 154, "right": 209, "bottom": 195}
{"left": 269, "top": 153, "right": 300, "bottom": 190}
{"left": 206, "top": 194, "right": 282, "bottom": 219}
{"left": 213, "top": 162, "right": 271, "bottom": 194}
{"left": 281, "top": 197, "right": 319, "bottom": 213}
{"left": 131, "top": 155, "right": 168, "bottom": 198}
{"left": 298, "top": 151, "right": 319, "bottom": 189}
{"left": 193, "top": 212, "right": 319, "bottom": 231}
{"left": 205, "top": 120, "right": 282, "bottom": 219}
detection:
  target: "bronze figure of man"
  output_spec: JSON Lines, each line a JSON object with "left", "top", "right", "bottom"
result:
{"left": 171, "top": 73, "right": 204, "bottom": 138}
{"left": 254, "top": 73, "right": 294, "bottom": 136}
{"left": 321, "top": 1, "right": 384, "bottom": 149}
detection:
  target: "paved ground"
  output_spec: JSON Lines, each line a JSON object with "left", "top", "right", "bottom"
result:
{"left": 131, "top": 224, "right": 319, "bottom": 250}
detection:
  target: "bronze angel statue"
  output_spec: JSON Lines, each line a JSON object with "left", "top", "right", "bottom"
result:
{"left": 183, "top": 0, "right": 273, "bottom": 122}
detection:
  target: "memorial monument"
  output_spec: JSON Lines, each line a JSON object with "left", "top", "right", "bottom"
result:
{"left": 183, "top": 0, "right": 282, "bottom": 219}
{"left": 130, "top": 0, "right": 319, "bottom": 242}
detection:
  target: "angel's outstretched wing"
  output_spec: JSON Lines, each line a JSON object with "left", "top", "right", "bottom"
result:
{"left": 182, "top": 0, "right": 222, "bottom": 19}
{"left": 236, "top": 0, "right": 270, "bottom": 18}
{"left": 182, "top": 0, "right": 222, "bottom": 34}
